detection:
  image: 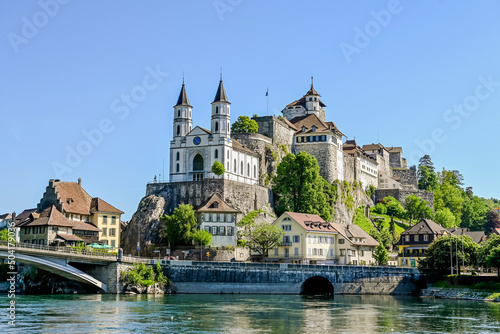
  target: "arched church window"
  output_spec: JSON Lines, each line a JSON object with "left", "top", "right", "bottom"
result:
{"left": 193, "top": 154, "right": 204, "bottom": 171}
{"left": 177, "top": 125, "right": 180, "bottom": 136}
{"left": 178, "top": 110, "right": 181, "bottom": 117}
{"left": 176, "top": 152, "right": 180, "bottom": 161}
{"left": 215, "top": 149, "right": 218, "bottom": 159}
{"left": 176, "top": 163, "right": 179, "bottom": 172}
{"left": 216, "top": 106, "right": 219, "bottom": 114}
{"left": 215, "top": 122, "right": 219, "bottom": 132}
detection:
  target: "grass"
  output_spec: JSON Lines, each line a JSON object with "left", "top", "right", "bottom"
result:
{"left": 355, "top": 208, "right": 378, "bottom": 235}
{"left": 370, "top": 213, "right": 406, "bottom": 234}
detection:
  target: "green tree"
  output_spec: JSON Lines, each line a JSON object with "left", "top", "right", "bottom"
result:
{"left": 383, "top": 196, "right": 406, "bottom": 218}
{"left": 461, "top": 196, "right": 488, "bottom": 231}
{"left": 479, "top": 234, "right": 500, "bottom": 267}
{"left": 231, "top": 116, "right": 259, "bottom": 133}
{"left": 160, "top": 204, "right": 197, "bottom": 246}
{"left": 418, "top": 166, "right": 438, "bottom": 191}
{"left": 419, "top": 155, "right": 435, "bottom": 173}
{"left": 0, "top": 229, "right": 9, "bottom": 241}
{"left": 372, "top": 203, "right": 387, "bottom": 215}
{"left": 434, "top": 179, "right": 465, "bottom": 225}
{"left": 485, "top": 245, "right": 500, "bottom": 276}
{"left": 434, "top": 208, "right": 456, "bottom": 228}
{"left": 273, "top": 152, "right": 333, "bottom": 220}
{"left": 405, "top": 195, "right": 433, "bottom": 225}
{"left": 191, "top": 229, "right": 212, "bottom": 246}
{"left": 239, "top": 222, "right": 284, "bottom": 260}
{"left": 373, "top": 245, "right": 389, "bottom": 265}
{"left": 418, "top": 235, "right": 479, "bottom": 273}
{"left": 211, "top": 161, "right": 225, "bottom": 176}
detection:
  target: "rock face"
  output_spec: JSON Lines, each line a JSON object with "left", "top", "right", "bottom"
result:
{"left": 124, "top": 283, "right": 171, "bottom": 294}
{"left": 334, "top": 181, "right": 374, "bottom": 224}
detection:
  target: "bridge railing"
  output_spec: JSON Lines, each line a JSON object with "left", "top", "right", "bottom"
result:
{"left": 0, "top": 241, "right": 118, "bottom": 259}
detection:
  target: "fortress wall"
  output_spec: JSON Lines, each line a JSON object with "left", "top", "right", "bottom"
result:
{"left": 294, "top": 142, "right": 338, "bottom": 183}
{"left": 392, "top": 168, "right": 418, "bottom": 189}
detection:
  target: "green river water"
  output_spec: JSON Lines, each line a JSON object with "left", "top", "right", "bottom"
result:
{"left": 2, "top": 294, "right": 500, "bottom": 333}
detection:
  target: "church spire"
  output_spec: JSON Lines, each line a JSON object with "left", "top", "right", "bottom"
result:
{"left": 175, "top": 79, "right": 191, "bottom": 107}
{"left": 213, "top": 72, "right": 229, "bottom": 103}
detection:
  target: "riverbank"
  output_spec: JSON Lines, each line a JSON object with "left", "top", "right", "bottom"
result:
{"left": 420, "top": 286, "right": 500, "bottom": 302}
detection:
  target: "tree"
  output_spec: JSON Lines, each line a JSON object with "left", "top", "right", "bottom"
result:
{"left": 231, "top": 116, "right": 259, "bottom": 133}
{"left": 239, "top": 222, "right": 284, "bottom": 260}
{"left": 485, "top": 211, "right": 500, "bottom": 236}
{"left": 160, "top": 204, "right": 198, "bottom": 246}
{"left": 434, "top": 208, "right": 456, "bottom": 228}
{"left": 373, "top": 245, "right": 389, "bottom": 265}
{"left": 191, "top": 229, "right": 212, "bottom": 246}
{"left": 419, "top": 155, "right": 435, "bottom": 173}
{"left": 461, "top": 196, "right": 488, "bottom": 231}
{"left": 0, "top": 229, "right": 9, "bottom": 241}
{"left": 417, "top": 166, "right": 438, "bottom": 191}
{"left": 434, "top": 179, "right": 465, "bottom": 225}
{"left": 418, "top": 235, "right": 479, "bottom": 273}
{"left": 478, "top": 234, "right": 500, "bottom": 267}
{"left": 485, "top": 246, "right": 500, "bottom": 276}
{"left": 273, "top": 152, "right": 333, "bottom": 221}
{"left": 211, "top": 161, "right": 225, "bottom": 176}
{"left": 405, "top": 195, "right": 433, "bottom": 225}
{"left": 383, "top": 196, "right": 406, "bottom": 218}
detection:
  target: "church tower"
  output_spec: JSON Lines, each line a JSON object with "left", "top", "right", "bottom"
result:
{"left": 173, "top": 79, "right": 192, "bottom": 138}
{"left": 211, "top": 75, "right": 231, "bottom": 137}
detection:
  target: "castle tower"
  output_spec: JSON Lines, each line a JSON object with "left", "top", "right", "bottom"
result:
{"left": 304, "top": 77, "right": 321, "bottom": 113}
{"left": 211, "top": 75, "right": 231, "bottom": 137}
{"left": 173, "top": 79, "right": 192, "bottom": 138}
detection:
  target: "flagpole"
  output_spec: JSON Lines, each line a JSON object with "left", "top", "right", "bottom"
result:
{"left": 266, "top": 87, "right": 269, "bottom": 116}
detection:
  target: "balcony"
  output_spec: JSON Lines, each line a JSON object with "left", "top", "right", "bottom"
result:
{"left": 281, "top": 242, "right": 292, "bottom": 247}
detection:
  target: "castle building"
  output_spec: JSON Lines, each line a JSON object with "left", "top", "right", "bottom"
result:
{"left": 169, "top": 77, "right": 259, "bottom": 185}
{"left": 281, "top": 83, "right": 345, "bottom": 183}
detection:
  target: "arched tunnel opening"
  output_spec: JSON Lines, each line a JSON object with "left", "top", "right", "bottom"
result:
{"left": 300, "top": 276, "right": 334, "bottom": 296}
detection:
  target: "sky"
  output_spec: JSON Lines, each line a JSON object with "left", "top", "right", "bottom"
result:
{"left": 1, "top": 0, "right": 500, "bottom": 221}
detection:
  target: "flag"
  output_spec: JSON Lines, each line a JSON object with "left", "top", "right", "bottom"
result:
{"left": 265, "top": 88, "right": 268, "bottom": 96}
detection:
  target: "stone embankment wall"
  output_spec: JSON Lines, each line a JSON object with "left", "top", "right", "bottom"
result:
{"left": 375, "top": 189, "right": 434, "bottom": 207}
{"left": 165, "top": 262, "right": 420, "bottom": 295}
{"left": 421, "top": 287, "right": 500, "bottom": 302}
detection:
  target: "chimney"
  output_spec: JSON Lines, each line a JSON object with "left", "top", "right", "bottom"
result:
{"left": 78, "top": 178, "right": 82, "bottom": 186}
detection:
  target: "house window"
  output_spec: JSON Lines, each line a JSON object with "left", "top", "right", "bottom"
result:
{"left": 112, "top": 216, "right": 117, "bottom": 225}
{"left": 423, "top": 234, "right": 428, "bottom": 242}
{"left": 314, "top": 236, "right": 317, "bottom": 244}
{"left": 284, "top": 248, "right": 290, "bottom": 258}
{"left": 330, "top": 237, "right": 335, "bottom": 244}
{"left": 293, "top": 235, "right": 300, "bottom": 243}
{"left": 227, "top": 227, "right": 234, "bottom": 236}
{"left": 109, "top": 228, "right": 116, "bottom": 236}
{"left": 360, "top": 250, "right": 364, "bottom": 256}
{"left": 282, "top": 225, "right": 291, "bottom": 231}
{"left": 339, "top": 239, "right": 345, "bottom": 244}
{"left": 111, "top": 240, "right": 116, "bottom": 247}
{"left": 102, "top": 228, "right": 107, "bottom": 236}
{"left": 178, "top": 110, "right": 180, "bottom": 117}
{"left": 103, "top": 216, "right": 108, "bottom": 224}
{"left": 219, "top": 226, "right": 226, "bottom": 236}
{"left": 405, "top": 235, "right": 410, "bottom": 242}
{"left": 319, "top": 249, "right": 323, "bottom": 256}
{"left": 313, "top": 248, "right": 317, "bottom": 256}
{"left": 274, "top": 248, "right": 279, "bottom": 256}
{"left": 283, "top": 235, "right": 290, "bottom": 243}
{"left": 414, "top": 235, "right": 419, "bottom": 242}
{"left": 330, "top": 249, "right": 333, "bottom": 256}
{"left": 294, "top": 247, "right": 299, "bottom": 256}
{"left": 307, "top": 235, "right": 311, "bottom": 244}
{"left": 33, "top": 227, "right": 38, "bottom": 234}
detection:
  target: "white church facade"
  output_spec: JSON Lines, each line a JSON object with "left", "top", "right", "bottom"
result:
{"left": 169, "top": 77, "right": 259, "bottom": 185}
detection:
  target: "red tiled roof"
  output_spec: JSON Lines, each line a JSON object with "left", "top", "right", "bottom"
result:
{"left": 197, "top": 193, "right": 240, "bottom": 213}
{"left": 22, "top": 206, "right": 100, "bottom": 232}
{"left": 90, "top": 198, "right": 124, "bottom": 214}
{"left": 290, "top": 114, "right": 341, "bottom": 135}
{"left": 56, "top": 233, "right": 84, "bottom": 242}
{"left": 330, "top": 222, "right": 380, "bottom": 246}
{"left": 54, "top": 181, "right": 93, "bottom": 215}
{"left": 284, "top": 212, "right": 338, "bottom": 233}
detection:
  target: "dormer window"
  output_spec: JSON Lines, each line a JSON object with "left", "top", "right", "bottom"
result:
{"left": 312, "top": 126, "right": 317, "bottom": 132}
{"left": 209, "top": 202, "right": 219, "bottom": 209}
{"left": 301, "top": 126, "right": 306, "bottom": 132}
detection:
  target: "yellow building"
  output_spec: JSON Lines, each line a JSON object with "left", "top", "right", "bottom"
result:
{"left": 37, "top": 179, "right": 124, "bottom": 248}
{"left": 268, "top": 212, "right": 379, "bottom": 265}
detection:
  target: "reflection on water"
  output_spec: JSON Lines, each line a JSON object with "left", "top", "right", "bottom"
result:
{"left": 2, "top": 293, "right": 500, "bottom": 333}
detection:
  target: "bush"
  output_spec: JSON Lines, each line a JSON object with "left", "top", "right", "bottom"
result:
{"left": 122, "top": 262, "right": 168, "bottom": 287}
{"left": 372, "top": 203, "right": 387, "bottom": 215}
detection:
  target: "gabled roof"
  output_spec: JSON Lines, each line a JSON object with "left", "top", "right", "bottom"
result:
{"left": 448, "top": 228, "right": 486, "bottom": 244}
{"left": 188, "top": 126, "right": 212, "bottom": 136}
{"left": 213, "top": 79, "right": 229, "bottom": 103}
{"left": 174, "top": 82, "right": 192, "bottom": 107}
{"left": 286, "top": 95, "right": 327, "bottom": 109}
{"left": 330, "top": 222, "right": 380, "bottom": 246}
{"left": 402, "top": 219, "right": 448, "bottom": 235}
{"left": 283, "top": 212, "right": 338, "bottom": 233}
{"left": 54, "top": 181, "right": 93, "bottom": 215}
{"left": 197, "top": 193, "right": 240, "bottom": 213}
{"left": 19, "top": 205, "right": 100, "bottom": 232}
{"left": 90, "top": 198, "right": 124, "bottom": 214}
{"left": 14, "top": 208, "right": 37, "bottom": 222}
{"left": 290, "top": 113, "right": 341, "bottom": 135}
{"left": 362, "top": 143, "right": 389, "bottom": 153}
{"left": 0, "top": 213, "right": 12, "bottom": 220}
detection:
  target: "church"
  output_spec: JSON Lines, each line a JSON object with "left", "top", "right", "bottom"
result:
{"left": 169, "top": 76, "right": 259, "bottom": 185}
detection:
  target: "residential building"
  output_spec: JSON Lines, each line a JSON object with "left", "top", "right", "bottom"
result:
{"left": 268, "top": 212, "right": 379, "bottom": 265}
{"left": 447, "top": 227, "right": 486, "bottom": 244}
{"left": 197, "top": 193, "right": 239, "bottom": 247}
{"left": 0, "top": 213, "right": 13, "bottom": 230}
{"left": 17, "top": 205, "right": 100, "bottom": 246}
{"left": 397, "top": 219, "right": 449, "bottom": 267}
{"left": 37, "top": 178, "right": 124, "bottom": 247}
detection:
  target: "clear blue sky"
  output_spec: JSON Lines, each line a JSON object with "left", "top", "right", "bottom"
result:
{"left": 1, "top": 1, "right": 499, "bottom": 220}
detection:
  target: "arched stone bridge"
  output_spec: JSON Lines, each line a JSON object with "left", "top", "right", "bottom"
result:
{"left": 163, "top": 261, "right": 421, "bottom": 295}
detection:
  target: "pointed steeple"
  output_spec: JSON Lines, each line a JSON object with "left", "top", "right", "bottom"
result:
{"left": 213, "top": 75, "right": 229, "bottom": 103}
{"left": 305, "top": 76, "right": 320, "bottom": 96}
{"left": 175, "top": 79, "right": 192, "bottom": 107}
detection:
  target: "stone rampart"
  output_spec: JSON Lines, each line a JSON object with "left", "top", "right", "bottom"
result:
{"left": 391, "top": 168, "right": 418, "bottom": 189}
{"left": 375, "top": 189, "right": 434, "bottom": 207}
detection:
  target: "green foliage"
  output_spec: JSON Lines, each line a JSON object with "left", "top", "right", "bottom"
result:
{"left": 211, "top": 161, "right": 225, "bottom": 176}
{"left": 273, "top": 152, "right": 333, "bottom": 221}
{"left": 434, "top": 208, "right": 456, "bottom": 228}
{"left": 404, "top": 195, "right": 433, "bottom": 225}
{"left": 418, "top": 166, "right": 438, "bottom": 191}
{"left": 365, "top": 185, "right": 376, "bottom": 198}
{"left": 479, "top": 234, "right": 500, "bottom": 267}
{"left": 372, "top": 203, "right": 387, "bottom": 215}
{"left": 383, "top": 196, "right": 406, "bottom": 218}
{"left": 191, "top": 229, "right": 212, "bottom": 246}
{"left": 160, "top": 204, "right": 197, "bottom": 246}
{"left": 231, "top": 116, "right": 259, "bottom": 133}
{"left": 373, "top": 245, "right": 389, "bottom": 265}
{"left": 238, "top": 209, "right": 267, "bottom": 227}
{"left": 0, "top": 229, "right": 9, "bottom": 241}
{"left": 485, "top": 211, "right": 500, "bottom": 236}
{"left": 485, "top": 245, "right": 500, "bottom": 270}
{"left": 238, "top": 222, "right": 284, "bottom": 258}
{"left": 461, "top": 197, "right": 488, "bottom": 231}
{"left": 354, "top": 207, "right": 377, "bottom": 235}
{"left": 122, "top": 262, "right": 168, "bottom": 287}
{"left": 418, "top": 235, "right": 479, "bottom": 272}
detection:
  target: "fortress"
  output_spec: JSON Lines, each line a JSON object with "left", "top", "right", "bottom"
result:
{"left": 130, "top": 75, "right": 433, "bottom": 252}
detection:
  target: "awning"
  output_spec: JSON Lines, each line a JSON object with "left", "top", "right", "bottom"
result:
{"left": 56, "top": 233, "right": 83, "bottom": 242}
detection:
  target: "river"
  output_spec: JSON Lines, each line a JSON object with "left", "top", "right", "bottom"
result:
{"left": 2, "top": 294, "right": 500, "bottom": 333}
